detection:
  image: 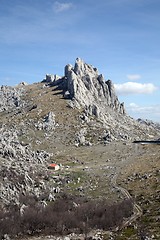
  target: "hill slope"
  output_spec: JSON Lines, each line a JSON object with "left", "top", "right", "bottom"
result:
{"left": 0, "top": 59, "right": 159, "bottom": 239}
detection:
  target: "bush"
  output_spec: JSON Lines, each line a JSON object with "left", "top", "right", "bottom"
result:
{"left": 0, "top": 194, "right": 133, "bottom": 238}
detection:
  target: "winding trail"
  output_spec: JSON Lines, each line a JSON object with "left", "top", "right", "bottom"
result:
{"left": 111, "top": 173, "right": 143, "bottom": 229}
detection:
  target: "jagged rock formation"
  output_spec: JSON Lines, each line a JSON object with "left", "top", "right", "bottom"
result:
{"left": 64, "top": 58, "right": 125, "bottom": 115}
{"left": 41, "top": 58, "right": 160, "bottom": 142}
{"left": 43, "top": 58, "right": 125, "bottom": 118}
{"left": 44, "top": 74, "right": 61, "bottom": 83}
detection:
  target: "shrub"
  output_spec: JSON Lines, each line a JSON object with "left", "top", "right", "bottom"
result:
{"left": 0, "top": 194, "right": 133, "bottom": 238}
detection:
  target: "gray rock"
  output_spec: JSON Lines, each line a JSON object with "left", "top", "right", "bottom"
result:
{"left": 2, "top": 234, "right": 11, "bottom": 240}
{"left": 17, "top": 81, "right": 28, "bottom": 86}
{"left": 44, "top": 111, "right": 56, "bottom": 131}
{"left": 137, "top": 118, "right": 160, "bottom": 131}
{"left": 63, "top": 58, "right": 125, "bottom": 117}
{"left": 0, "top": 85, "right": 25, "bottom": 112}
{"left": 63, "top": 90, "right": 71, "bottom": 99}
{"left": 0, "top": 126, "right": 52, "bottom": 207}
{"left": 36, "top": 112, "right": 56, "bottom": 131}
{"left": 75, "top": 128, "right": 87, "bottom": 146}
{"left": 44, "top": 74, "right": 61, "bottom": 83}
{"left": 64, "top": 236, "right": 70, "bottom": 240}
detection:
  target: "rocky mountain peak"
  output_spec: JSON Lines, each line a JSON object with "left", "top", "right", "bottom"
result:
{"left": 63, "top": 58, "right": 125, "bottom": 116}
{"left": 74, "top": 57, "right": 99, "bottom": 76}
{"left": 41, "top": 58, "right": 158, "bottom": 142}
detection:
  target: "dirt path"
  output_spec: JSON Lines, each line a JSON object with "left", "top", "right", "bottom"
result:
{"left": 111, "top": 171, "right": 142, "bottom": 230}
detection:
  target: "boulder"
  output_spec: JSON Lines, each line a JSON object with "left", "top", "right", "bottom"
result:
{"left": 44, "top": 111, "right": 56, "bottom": 130}
{"left": 44, "top": 74, "right": 61, "bottom": 83}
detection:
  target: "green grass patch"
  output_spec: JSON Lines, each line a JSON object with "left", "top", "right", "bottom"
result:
{"left": 118, "top": 226, "right": 137, "bottom": 239}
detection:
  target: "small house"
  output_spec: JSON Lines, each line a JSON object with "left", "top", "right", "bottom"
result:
{"left": 48, "top": 163, "right": 59, "bottom": 171}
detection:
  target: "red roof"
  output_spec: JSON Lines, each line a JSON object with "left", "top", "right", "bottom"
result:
{"left": 49, "top": 164, "right": 57, "bottom": 167}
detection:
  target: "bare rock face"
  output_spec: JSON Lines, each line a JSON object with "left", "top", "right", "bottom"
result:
{"left": 64, "top": 58, "right": 125, "bottom": 116}
{"left": 0, "top": 85, "right": 25, "bottom": 112}
{"left": 0, "top": 126, "right": 52, "bottom": 207}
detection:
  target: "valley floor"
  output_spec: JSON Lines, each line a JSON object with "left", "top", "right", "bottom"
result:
{"left": 15, "top": 142, "right": 160, "bottom": 240}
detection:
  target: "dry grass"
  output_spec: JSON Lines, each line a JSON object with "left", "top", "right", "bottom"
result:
{"left": 116, "top": 144, "right": 160, "bottom": 239}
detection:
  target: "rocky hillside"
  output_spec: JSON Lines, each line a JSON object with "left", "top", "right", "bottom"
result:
{"left": 42, "top": 58, "right": 159, "bottom": 142}
{"left": 0, "top": 58, "right": 160, "bottom": 239}
{"left": 137, "top": 118, "right": 160, "bottom": 133}
{"left": 0, "top": 84, "right": 26, "bottom": 112}
{"left": 0, "top": 58, "right": 159, "bottom": 203}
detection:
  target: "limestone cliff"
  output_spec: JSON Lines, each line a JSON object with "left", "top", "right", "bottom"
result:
{"left": 63, "top": 58, "right": 125, "bottom": 116}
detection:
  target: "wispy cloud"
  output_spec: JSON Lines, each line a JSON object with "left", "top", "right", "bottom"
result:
{"left": 126, "top": 74, "right": 141, "bottom": 81}
{"left": 128, "top": 103, "right": 160, "bottom": 113}
{"left": 53, "top": 1, "right": 73, "bottom": 13}
{"left": 114, "top": 82, "right": 157, "bottom": 95}
{"left": 0, "top": 1, "right": 77, "bottom": 44}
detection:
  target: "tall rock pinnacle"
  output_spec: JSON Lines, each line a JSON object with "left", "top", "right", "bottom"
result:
{"left": 64, "top": 58, "right": 125, "bottom": 115}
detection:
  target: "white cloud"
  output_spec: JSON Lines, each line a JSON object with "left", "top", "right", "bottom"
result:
{"left": 127, "top": 74, "right": 141, "bottom": 81}
{"left": 114, "top": 82, "right": 157, "bottom": 95}
{"left": 128, "top": 103, "right": 160, "bottom": 113}
{"left": 129, "top": 103, "right": 138, "bottom": 108}
{"left": 53, "top": 1, "right": 73, "bottom": 13}
{"left": 127, "top": 103, "right": 160, "bottom": 122}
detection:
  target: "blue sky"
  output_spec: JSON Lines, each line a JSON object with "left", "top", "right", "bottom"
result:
{"left": 0, "top": 0, "right": 159, "bottom": 122}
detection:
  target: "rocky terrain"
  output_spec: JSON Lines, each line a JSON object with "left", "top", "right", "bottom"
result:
{"left": 137, "top": 118, "right": 160, "bottom": 133}
{"left": 0, "top": 58, "right": 159, "bottom": 240}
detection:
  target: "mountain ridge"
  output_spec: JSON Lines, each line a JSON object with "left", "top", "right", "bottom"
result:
{"left": 1, "top": 58, "right": 159, "bottom": 143}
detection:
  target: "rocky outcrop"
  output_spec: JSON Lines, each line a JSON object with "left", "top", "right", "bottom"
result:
{"left": 137, "top": 118, "right": 160, "bottom": 131}
{"left": 0, "top": 85, "right": 25, "bottom": 112}
{"left": 41, "top": 58, "right": 160, "bottom": 142}
{"left": 43, "top": 58, "right": 125, "bottom": 118}
{"left": 43, "top": 74, "right": 61, "bottom": 83}
{"left": 63, "top": 58, "right": 125, "bottom": 116}
{"left": 0, "top": 126, "right": 53, "bottom": 207}
{"left": 35, "top": 112, "right": 56, "bottom": 131}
